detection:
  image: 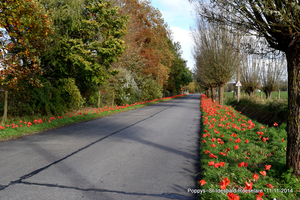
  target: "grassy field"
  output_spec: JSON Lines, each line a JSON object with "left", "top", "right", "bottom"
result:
{"left": 224, "top": 91, "right": 288, "bottom": 99}
{"left": 0, "top": 94, "right": 187, "bottom": 142}
{"left": 197, "top": 94, "right": 299, "bottom": 200}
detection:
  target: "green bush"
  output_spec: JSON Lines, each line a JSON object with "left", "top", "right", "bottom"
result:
{"left": 140, "top": 78, "right": 162, "bottom": 101}
{"left": 1, "top": 78, "right": 84, "bottom": 117}
{"left": 55, "top": 78, "right": 83, "bottom": 109}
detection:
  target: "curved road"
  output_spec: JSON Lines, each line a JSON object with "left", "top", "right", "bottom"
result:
{"left": 0, "top": 94, "right": 201, "bottom": 200}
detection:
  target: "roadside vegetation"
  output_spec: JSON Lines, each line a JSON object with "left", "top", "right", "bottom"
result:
{"left": 0, "top": 94, "right": 186, "bottom": 142}
{"left": 0, "top": 0, "right": 195, "bottom": 134}
{"left": 198, "top": 94, "right": 300, "bottom": 200}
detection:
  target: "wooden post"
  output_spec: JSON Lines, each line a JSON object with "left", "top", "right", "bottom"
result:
{"left": 97, "top": 90, "right": 101, "bottom": 108}
{"left": 112, "top": 92, "right": 114, "bottom": 107}
{"left": 2, "top": 91, "right": 8, "bottom": 125}
{"left": 278, "top": 90, "right": 280, "bottom": 99}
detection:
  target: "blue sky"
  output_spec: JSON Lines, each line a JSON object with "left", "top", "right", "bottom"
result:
{"left": 151, "top": 0, "right": 196, "bottom": 71}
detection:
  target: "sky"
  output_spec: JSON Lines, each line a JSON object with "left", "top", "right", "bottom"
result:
{"left": 151, "top": 0, "right": 196, "bottom": 71}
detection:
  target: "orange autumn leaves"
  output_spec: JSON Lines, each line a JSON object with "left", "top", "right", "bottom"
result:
{"left": 0, "top": 0, "right": 53, "bottom": 88}
{"left": 199, "top": 94, "right": 277, "bottom": 200}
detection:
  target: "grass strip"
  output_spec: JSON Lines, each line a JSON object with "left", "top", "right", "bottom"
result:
{"left": 0, "top": 94, "right": 187, "bottom": 142}
{"left": 197, "top": 94, "right": 299, "bottom": 200}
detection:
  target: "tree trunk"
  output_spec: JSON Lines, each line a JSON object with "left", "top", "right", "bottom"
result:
{"left": 219, "top": 85, "right": 224, "bottom": 106}
{"left": 264, "top": 91, "right": 272, "bottom": 99}
{"left": 97, "top": 90, "right": 101, "bottom": 108}
{"left": 211, "top": 86, "right": 216, "bottom": 103}
{"left": 285, "top": 49, "right": 300, "bottom": 177}
{"left": 278, "top": 90, "right": 280, "bottom": 99}
{"left": 1, "top": 91, "right": 8, "bottom": 125}
{"left": 260, "top": 91, "right": 263, "bottom": 99}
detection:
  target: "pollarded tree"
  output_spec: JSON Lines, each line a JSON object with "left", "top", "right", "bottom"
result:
{"left": 261, "top": 52, "right": 286, "bottom": 99}
{"left": 192, "top": 17, "right": 241, "bottom": 105}
{"left": 240, "top": 53, "right": 262, "bottom": 96}
{"left": 194, "top": 0, "right": 300, "bottom": 177}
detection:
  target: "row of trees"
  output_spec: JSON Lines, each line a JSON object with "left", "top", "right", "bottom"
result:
{"left": 192, "top": 18, "right": 241, "bottom": 106}
{"left": 0, "top": 0, "right": 192, "bottom": 117}
{"left": 191, "top": 0, "right": 300, "bottom": 177}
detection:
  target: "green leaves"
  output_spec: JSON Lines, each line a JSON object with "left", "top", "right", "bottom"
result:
{"left": 39, "top": 0, "right": 128, "bottom": 94}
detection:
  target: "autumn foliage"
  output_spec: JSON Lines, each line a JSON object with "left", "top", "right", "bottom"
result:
{"left": 0, "top": 0, "right": 53, "bottom": 88}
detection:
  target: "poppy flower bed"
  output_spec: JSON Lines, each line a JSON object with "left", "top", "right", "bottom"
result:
{"left": 198, "top": 94, "right": 300, "bottom": 200}
{"left": 0, "top": 94, "right": 186, "bottom": 142}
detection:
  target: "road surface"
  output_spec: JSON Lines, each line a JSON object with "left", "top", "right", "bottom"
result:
{"left": 0, "top": 94, "right": 201, "bottom": 200}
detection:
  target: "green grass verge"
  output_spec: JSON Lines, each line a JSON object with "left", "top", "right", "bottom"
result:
{"left": 0, "top": 94, "right": 187, "bottom": 142}
{"left": 197, "top": 94, "right": 299, "bottom": 200}
{"left": 225, "top": 91, "right": 288, "bottom": 99}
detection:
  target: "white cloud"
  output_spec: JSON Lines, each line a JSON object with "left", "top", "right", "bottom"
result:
{"left": 153, "top": 0, "right": 195, "bottom": 21}
{"left": 150, "top": 0, "right": 196, "bottom": 70}
{"left": 169, "top": 26, "right": 195, "bottom": 70}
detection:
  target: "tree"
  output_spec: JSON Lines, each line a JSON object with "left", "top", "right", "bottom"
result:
{"left": 0, "top": 0, "right": 53, "bottom": 89}
{"left": 114, "top": 0, "right": 173, "bottom": 86}
{"left": 164, "top": 40, "right": 192, "bottom": 94}
{"left": 192, "top": 18, "right": 241, "bottom": 105}
{"left": 40, "top": 0, "right": 128, "bottom": 99}
{"left": 194, "top": 0, "right": 300, "bottom": 177}
{"left": 240, "top": 53, "right": 262, "bottom": 96}
{"left": 261, "top": 53, "right": 286, "bottom": 99}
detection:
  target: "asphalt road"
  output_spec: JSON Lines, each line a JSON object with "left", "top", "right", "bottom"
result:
{"left": 0, "top": 94, "right": 201, "bottom": 200}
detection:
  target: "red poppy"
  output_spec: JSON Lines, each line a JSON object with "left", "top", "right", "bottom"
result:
{"left": 243, "top": 181, "right": 253, "bottom": 193}
{"left": 238, "top": 162, "right": 244, "bottom": 167}
{"left": 245, "top": 139, "right": 249, "bottom": 144}
{"left": 273, "top": 122, "right": 278, "bottom": 126}
{"left": 221, "top": 134, "right": 224, "bottom": 137}
{"left": 266, "top": 183, "right": 273, "bottom": 188}
{"left": 214, "top": 163, "right": 221, "bottom": 168}
{"left": 202, "top": 140, "right": 206, "bottom": 143}
{"left": 211, "top": 144, "right": 216, "bottom": 147}
{"left": 205, "top": 150, "right": 210, "bottom": 154}
{"left": 220, "top": 177, "right": 230, "bottom": 190}
{"left": 209, "top": 161, "right": 214, "bottom": 166}
{"left": 227, "top": 192, "right": 240, "bottom": 200}
{"left": 260, "top": 171, "right": 267, "bottom": 176}
{"left": 199, "top": 180, "right": 206, "bottom": 186}
{"left": 256, "top": 191, "right": 264, "bottom": 200}
{"left": 234, "top": 138, "right": 241, "bottom": 143}
{"left": 265, "top": 165, "right": 271, "bottom": 170}
{"left": 282, "top": 139, "right": 284, "bottom": 142}
{"left": 234, "top": 145, "right": 239, "bottom": 150}
{"left": 253, "top": 172, "right": 259, "bottom": 180}
{"left": 211, "top": 138, "right": 216, "bottom": 142}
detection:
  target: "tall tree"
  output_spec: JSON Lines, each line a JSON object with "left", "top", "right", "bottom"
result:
{"left": 40, "top": 0, "right": 128, "bottom": 97}
{"left": 0, "top": 0, "right": 53, "bottom": 89}
{"left": 115, "top": 0, "right": 173, "bottom": 86}
{"left": 164, "top": 40, "right": 192, "bottom": 94}
{"left": 192, "top": 18, "right": 241, "bottom": 105}
{"left": 194, "top": 0, "right": 300, "bottom": 177}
